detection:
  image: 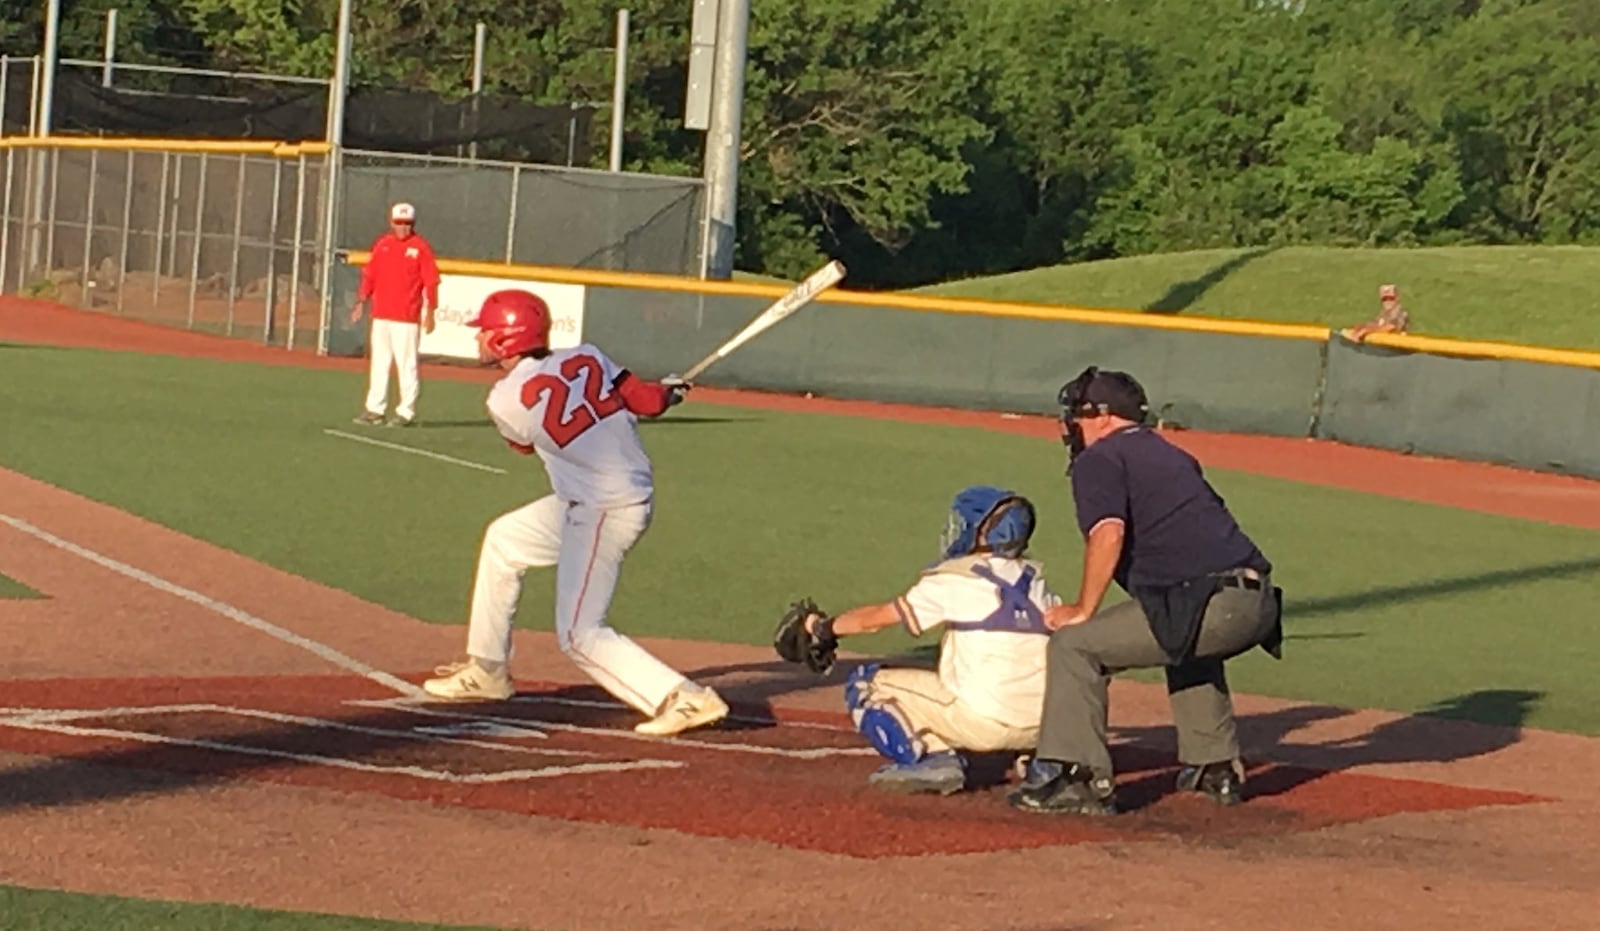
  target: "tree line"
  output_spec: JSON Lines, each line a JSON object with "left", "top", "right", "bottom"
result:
{"left": 5, "top": 0, "right": 1598, "bottom": 287}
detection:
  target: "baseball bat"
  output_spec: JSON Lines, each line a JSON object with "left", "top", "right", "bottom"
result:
{"left": 680, "top": 259, "right": 847, "bottom": 382}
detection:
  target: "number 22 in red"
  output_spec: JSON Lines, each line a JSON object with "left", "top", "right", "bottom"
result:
{"left": 519, "top": 354, "right": 625, "bottom": 448}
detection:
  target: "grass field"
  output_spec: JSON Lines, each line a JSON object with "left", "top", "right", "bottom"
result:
{"left": 0, "top": 885, "right": 503, "bottom": 931}
{"left": 911, "top": 245, "right": 1600, "bottom": 350}
{"left": 2, "top": 345, "right": 1598, "bottom": 734}
{"left": 0, "top": 571, "right": 41, "bottom": 599}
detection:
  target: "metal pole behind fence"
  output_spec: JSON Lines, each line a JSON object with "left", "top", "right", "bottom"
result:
{"left": 1, "top": 56, "right": 10, "bottom": 138}
{"left": 79, "top": 147, "right": 97, "bottom": 307}
{"left": 1, "top": 148, "right": 13, "bottom": 292}
{"left": 187, "top": 152, "right": 208, "bottom": 329}
{"left": 319, "top": 0, "right": 354, "bottom": 355}
{"left": 470, "top": 22, "right": 485, "bottom": 161}
{"left": 227, "top": 153, "right": 247, "bottom": 336}
{"left": 288, "top": 154, "right": 306, "bottom": 351}
{"left": 44, "top": 148, "right": 60, "bottom": 277}
{"left": 701, "top": 0, "right": 750, "bottom": 279}
{"left": 264, "top": 158, "right": 282, "bottom": 344}
{"left": 152, "top": 152, "right": 169, "bottom": 310}
{"left": 608, "top": 10, "right": 629, "bottom": 173}
{"left": 28, "top": 55, "right": 40, "bottom": 135}
{"left": 166, "top": 155, "right": 182, "bottom": 277}
{"left": 40, "top": 0, "right": 60, "bottom": 134}
{"left": 103, "top": 9, "right": 118, "bottom": 88}
{"left": 116, "top": 149, "right": 132, "bottom": 315}
{"left": 504, "top": 164, "right": 520, "bottom": 262}
{"left": 567, "top": 106, "right": 577, "bottom": 166}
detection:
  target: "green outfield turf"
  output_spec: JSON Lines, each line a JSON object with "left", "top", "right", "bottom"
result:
{"left": 0, "top": 885, "right": 510, "bottom": 931}
{"left": 1, "top": 344, "right": 1597, "bottom": 734}
{"left": 0, "top": 571, "right": 41, "bottom": 599}
{"left": 915, "top": 245, "right": 1600, "bottom": 350}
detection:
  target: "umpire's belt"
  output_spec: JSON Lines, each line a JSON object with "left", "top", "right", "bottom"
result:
{"left": 1213, "top": 567, "right": 1265, "bottom": 591}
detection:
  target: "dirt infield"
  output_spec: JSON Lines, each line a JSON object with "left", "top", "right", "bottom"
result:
{"left": 5, "top": 298, "right": 1600, "bottom": 929}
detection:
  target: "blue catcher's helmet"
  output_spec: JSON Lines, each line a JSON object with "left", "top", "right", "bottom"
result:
{"left": 940, "top": 485, "right": 1037, "bottom": 560}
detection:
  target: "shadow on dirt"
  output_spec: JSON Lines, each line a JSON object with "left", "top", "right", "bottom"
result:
{"left": 1090, "top": 688, "right": 1542, "bottom": 811}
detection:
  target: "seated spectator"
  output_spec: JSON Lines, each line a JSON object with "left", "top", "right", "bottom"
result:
{"left": 1347, "top": 284, "right": 1410, "bottom": 342}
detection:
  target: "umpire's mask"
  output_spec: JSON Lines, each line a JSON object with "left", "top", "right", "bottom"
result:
{"left": 1056, "top": 367, "right": 1150, "bottom": 472}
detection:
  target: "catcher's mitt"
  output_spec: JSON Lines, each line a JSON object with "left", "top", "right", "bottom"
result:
{"left": 774, "top": 598, "right": 838, "bottom": 675}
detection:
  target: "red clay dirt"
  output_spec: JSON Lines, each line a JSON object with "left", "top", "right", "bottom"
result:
{"left": 4, "top": 298, "right": 1600, "bottom": 929}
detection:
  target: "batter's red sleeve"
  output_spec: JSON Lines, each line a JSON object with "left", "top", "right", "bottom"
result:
{"left": 614, "top": 370, "right": 673, "bottom": 417}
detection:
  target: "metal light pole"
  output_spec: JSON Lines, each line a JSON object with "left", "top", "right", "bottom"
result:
{"left": 102, "top": 9, "right": 118, "bottom": 87}
{"left": 317, "top": 0, "right": 354, "bottom": 354}
{"left": 699, "top": 0, "right": 749, "bottom": 279}
{"left": 39, "top": 0, "right": 61, "bottom": 134}
{"left": 608, "top": 10, "right": 630, "bottom": 173}
{"left": 469, "top": 22, "right": 485, "bottom": 160}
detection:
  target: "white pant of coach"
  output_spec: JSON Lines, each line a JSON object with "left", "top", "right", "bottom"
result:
{"left": 465, "top": 495, "right": 688, "bottom": 716}
{"left": 364, "top": 318, "right": 421, "bottom": 420}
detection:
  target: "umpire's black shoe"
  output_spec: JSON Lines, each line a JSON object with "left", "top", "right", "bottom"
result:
{"left": 1007, "top": 760, "right": 1117, "bottom": 816}
{"left": 1175, "top": 761, "right": 1246, "bottom": 806}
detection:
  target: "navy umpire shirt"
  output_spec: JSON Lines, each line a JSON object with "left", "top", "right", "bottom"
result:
{"left": 1070, "top": 425, "right": 1270, "bottom": 591}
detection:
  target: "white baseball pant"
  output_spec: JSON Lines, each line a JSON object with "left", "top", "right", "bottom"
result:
{"left": 867, "top": 668, "right": 1039, "bottom": 754}
{"left": 464, "top": 495, "right": 688, "bottom": 715}
{"left": 364, "top": 318, "right": 421, "bottom": 419}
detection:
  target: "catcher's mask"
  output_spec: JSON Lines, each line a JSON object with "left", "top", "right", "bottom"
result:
{"left": 940, "top": 485, "right": 1036, "bottom": 560}
{"left": 1057, "top": 366, "right": 1150, "bottom": 469}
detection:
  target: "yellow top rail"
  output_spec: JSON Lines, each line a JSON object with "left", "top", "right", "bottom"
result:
{"left": 339, "top": 254, "right": 1600, "bottom": 368}
{"left": 0, "top": 136, "right": 330, "bottom": 158}
{"left": 343, "top": 251, "right": 1331, "bottom": 342}
{"left": 1351, "top": 329, "right": 1600, "bottom": 371}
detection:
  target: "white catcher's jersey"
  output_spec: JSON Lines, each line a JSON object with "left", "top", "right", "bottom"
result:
{"left": 486, "top": 344, "right": 654, "bottom": 507}
{"left": 892, "top": 556, "right": 1061, "bottom": 728}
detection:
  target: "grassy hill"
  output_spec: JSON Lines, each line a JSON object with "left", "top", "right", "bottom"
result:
{"left": 905, "top": 245, "right": 1600, "bottom": 351}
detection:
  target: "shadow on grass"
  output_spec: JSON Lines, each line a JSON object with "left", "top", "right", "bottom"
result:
{"left": 1142, "top": 247, "right": 1274, "bottom": 314}
{"left": 1292, "top": 556, "right": 1600, "bottom": 618}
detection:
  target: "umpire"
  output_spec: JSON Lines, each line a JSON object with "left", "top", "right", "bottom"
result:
{"left": 1008, "top": 367, "right": 1283, "bottom": 816}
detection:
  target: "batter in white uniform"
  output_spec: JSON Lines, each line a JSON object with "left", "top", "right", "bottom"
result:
{"left": 423, "top": 288, "right": 729, "bottom": 737}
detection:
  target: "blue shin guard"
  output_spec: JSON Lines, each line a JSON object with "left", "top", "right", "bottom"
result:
{"left": 844, "top": 664, "right": 924, "bottom": 765}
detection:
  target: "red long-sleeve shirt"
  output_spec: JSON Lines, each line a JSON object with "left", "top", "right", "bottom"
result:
{"left": 358, "top": 232, "right": 440, "bottom": 323}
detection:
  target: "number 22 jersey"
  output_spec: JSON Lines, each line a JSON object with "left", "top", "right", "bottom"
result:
{"left": 485, "top": 344, "right": 656, "bottom": 508}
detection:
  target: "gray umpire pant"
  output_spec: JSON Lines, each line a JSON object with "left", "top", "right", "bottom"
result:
{"left": 1035, "top": 579, "right": 1278, "bottom": 779}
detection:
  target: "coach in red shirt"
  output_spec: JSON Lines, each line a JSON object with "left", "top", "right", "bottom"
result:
{"left": 349, "top": 201, "right": 441, "bottom": 427}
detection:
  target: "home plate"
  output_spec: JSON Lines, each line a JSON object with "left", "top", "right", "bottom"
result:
{"left": 413, "top": 721, "right": 549, "bottom": 740}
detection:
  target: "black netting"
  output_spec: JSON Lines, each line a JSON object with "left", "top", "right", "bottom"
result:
{"left": 38, "top": 70, "right": 592, "bottom": 166}
{"left": 2, "top": 58, "right": 35, "bottom": 134}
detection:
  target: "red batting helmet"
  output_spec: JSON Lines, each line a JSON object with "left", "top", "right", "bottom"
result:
{"left": 470, "top": 289, "right": 552, "bottom": 359}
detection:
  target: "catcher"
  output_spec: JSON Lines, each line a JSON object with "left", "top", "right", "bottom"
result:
{"left": 774, "top": 485, "right": 1060, "bottom": 795}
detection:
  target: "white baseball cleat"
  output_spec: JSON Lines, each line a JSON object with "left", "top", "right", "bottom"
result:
{"left": 422, "top": 659, "right": 515, "bottom": 702}
{"left": 635, "top": 686, "right": 730, "bottom": 736}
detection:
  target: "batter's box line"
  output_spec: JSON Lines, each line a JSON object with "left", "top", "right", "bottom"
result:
{"left": 501, "top": 691, "right": 858, "bottom": 733}
{"left": 0, "top": 703, "right": 683, "bottom": 782}
{"left": 347, "top": 698, "right": 881, "bottom": 760}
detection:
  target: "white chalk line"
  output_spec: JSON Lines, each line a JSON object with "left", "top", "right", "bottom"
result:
{"left": 322, "top": 429, "right": 508, "bottom": 475}
{"left": 0, "top": 704, "right": 682, "bottom": 781}
{"left": 0, "top": 512, "right": 427, "bottom": 700}
{"left": 348, "top": 697, "right": 879, "bottom": 759}
{"left": 0, "top": 703, "right": 571, "bottom": 754}
{"left": 506, "top": 693, "right": 856, "bottom": 733}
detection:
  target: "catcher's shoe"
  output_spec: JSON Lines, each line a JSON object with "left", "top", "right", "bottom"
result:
{"left": 1007, "top": 760, "right": 1117, "bottom": 816}
{"left": 1175, "top": 760, "right": 1246, "bottom": 806}
{"left": 635, "top": 686, "right": 729, "bottom": 736}
{"left": 867, "top": 751, "right": 966, "bottom": 795}
{"left": 352, "top": 410, "right": 385, "bottom": 425}
{"left": 422, "top": 659, "right": 515, "bottom": 702}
